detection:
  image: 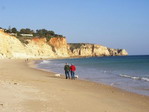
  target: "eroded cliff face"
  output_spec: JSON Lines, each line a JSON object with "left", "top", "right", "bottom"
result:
{"left": 0, "top": 30, "right": 56, "bottom": 59}
{"left": 67, "top": 44, "right": 109, "bottom": 57}
{"left": 108, "top": 48, "right": 128, "bottom": 56}
{"left": 68, "top": 43, "right": 128, "bottom": 57}
{"left": 0, "top": 30, "right": 128, "bottom": 59}
{"left": 0, "top": 30, "right": 27, "bottom": 58}
{"left": 25, "top": 38, "right": 56, "bottom": 58}
{"left": 48, "top": 37, "right": 69, "bottom": 57}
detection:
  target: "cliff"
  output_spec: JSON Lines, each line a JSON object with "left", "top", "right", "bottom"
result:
{"left": 25, "top": 38, "right": 56, "bottom": 58}
{"left": 0, "top": 30, "right": 27, "bottom": 58}
{"left": 48, "top": 37, "right": 69, "bottom": 57}
{"left": 68, "top": 43, "right": 128, "bottom": 57}
{"left": 0, "top": 29, "right": 128, "bottom": 59}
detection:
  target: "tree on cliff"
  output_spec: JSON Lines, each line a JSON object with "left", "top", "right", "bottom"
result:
{"left": 11, "top": 27, "right": 17, "bottom": 33}
{"left": 35, "top": 29, "right": 64, "bottom": 40}
{"left": 2, "top": 27, "right": 64, "bottom": 40}
{"left": 20, "top": 28, "right": 34, "bottom": 34}
{"left": 35, "top": 29, "right": 55, "bottom": 37}
{"left": 3, "top": 27, "right": 17, "bottom": 33}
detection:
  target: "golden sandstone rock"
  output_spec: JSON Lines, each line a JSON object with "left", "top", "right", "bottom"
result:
{"left": 0, "top": 30, "right": 128, "bottom": 59}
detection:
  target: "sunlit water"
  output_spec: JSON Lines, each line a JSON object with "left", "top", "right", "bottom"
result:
{"left": 36, "top": 55, "right": 149, "bottom": 96}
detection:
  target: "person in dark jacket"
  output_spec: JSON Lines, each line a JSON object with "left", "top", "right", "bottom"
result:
{"left": 64, "top": 63, "right": 70, "bottom": 79}
{"left": 70, "top": 64, "right": 76, "bottom": 80}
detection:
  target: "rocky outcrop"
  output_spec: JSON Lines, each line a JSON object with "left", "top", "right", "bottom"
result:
{"left": 68, "top": 43, "right": 128, "bottom": 57}
{"left": 0, "top": 29, "right": 128, "bottom": 59}
{"left": 108, "top": 48, "right": 128, "bottom": 56}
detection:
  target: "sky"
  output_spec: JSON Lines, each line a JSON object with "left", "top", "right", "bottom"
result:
{"left": 0, "top": 0, "right": 149, "bottom": 55}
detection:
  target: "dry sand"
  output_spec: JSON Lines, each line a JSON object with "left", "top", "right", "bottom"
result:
{"left": 0, "top": 59, "right": 149, "bottom": 112}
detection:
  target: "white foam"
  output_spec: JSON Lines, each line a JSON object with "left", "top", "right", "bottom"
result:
{"left": 141, "top": 77, "right": 149, "bottom": 82}
{"left": 131, "top": 76, "right": 140, "bottom": 80}
{"left": 119, "top": 74, "right": 131, "bottom": 78}
{"left": 120, "top": 74, "right": 149, "bottom": 82}
{"left": 40, "top": 60, "right": 50, "bottom": 64}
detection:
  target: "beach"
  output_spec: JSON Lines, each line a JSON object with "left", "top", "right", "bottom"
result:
{"left": 0, "top": 59, "right": 149, "bottom": 112}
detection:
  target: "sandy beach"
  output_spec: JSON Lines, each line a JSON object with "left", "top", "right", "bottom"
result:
{"left": 0, "top": 59, "right": 149, "bottom": 112}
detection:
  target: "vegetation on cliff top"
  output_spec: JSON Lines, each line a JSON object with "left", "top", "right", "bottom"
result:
{"left": 0, "top": 27, "right": 65, "bottom": 41}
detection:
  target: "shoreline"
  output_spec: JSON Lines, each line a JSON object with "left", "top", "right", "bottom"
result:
{"left": 33, "top": 59, "right": 149, "bottom": 97}
{"left": 0, "top": 59, "right": 149, "bottom": 112}
{"left": 34, "top": 57, "right": 149, "bottom": 97}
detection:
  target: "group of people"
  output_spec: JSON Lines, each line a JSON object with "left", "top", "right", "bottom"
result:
{"left": 64, "top": 63, "right": 76, "bottom": 79}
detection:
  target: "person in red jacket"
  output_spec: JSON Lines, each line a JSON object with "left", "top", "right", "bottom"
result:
{"left": 70, "top": 64, "right": 76, "bottom": 80}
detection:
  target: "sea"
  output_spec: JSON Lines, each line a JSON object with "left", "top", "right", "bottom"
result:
{"left": 36, "top": 55, "right": 149, "bottom": 96}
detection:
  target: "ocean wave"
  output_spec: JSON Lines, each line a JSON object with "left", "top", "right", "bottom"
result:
{"left": 119, "top": 74, "right": 149, "bottom": 82}
{"left": 40, "top": 60, "right": 50, "bottom": 64}
{"left": 142, "top": 77, "right": 149, "bottom": 82}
